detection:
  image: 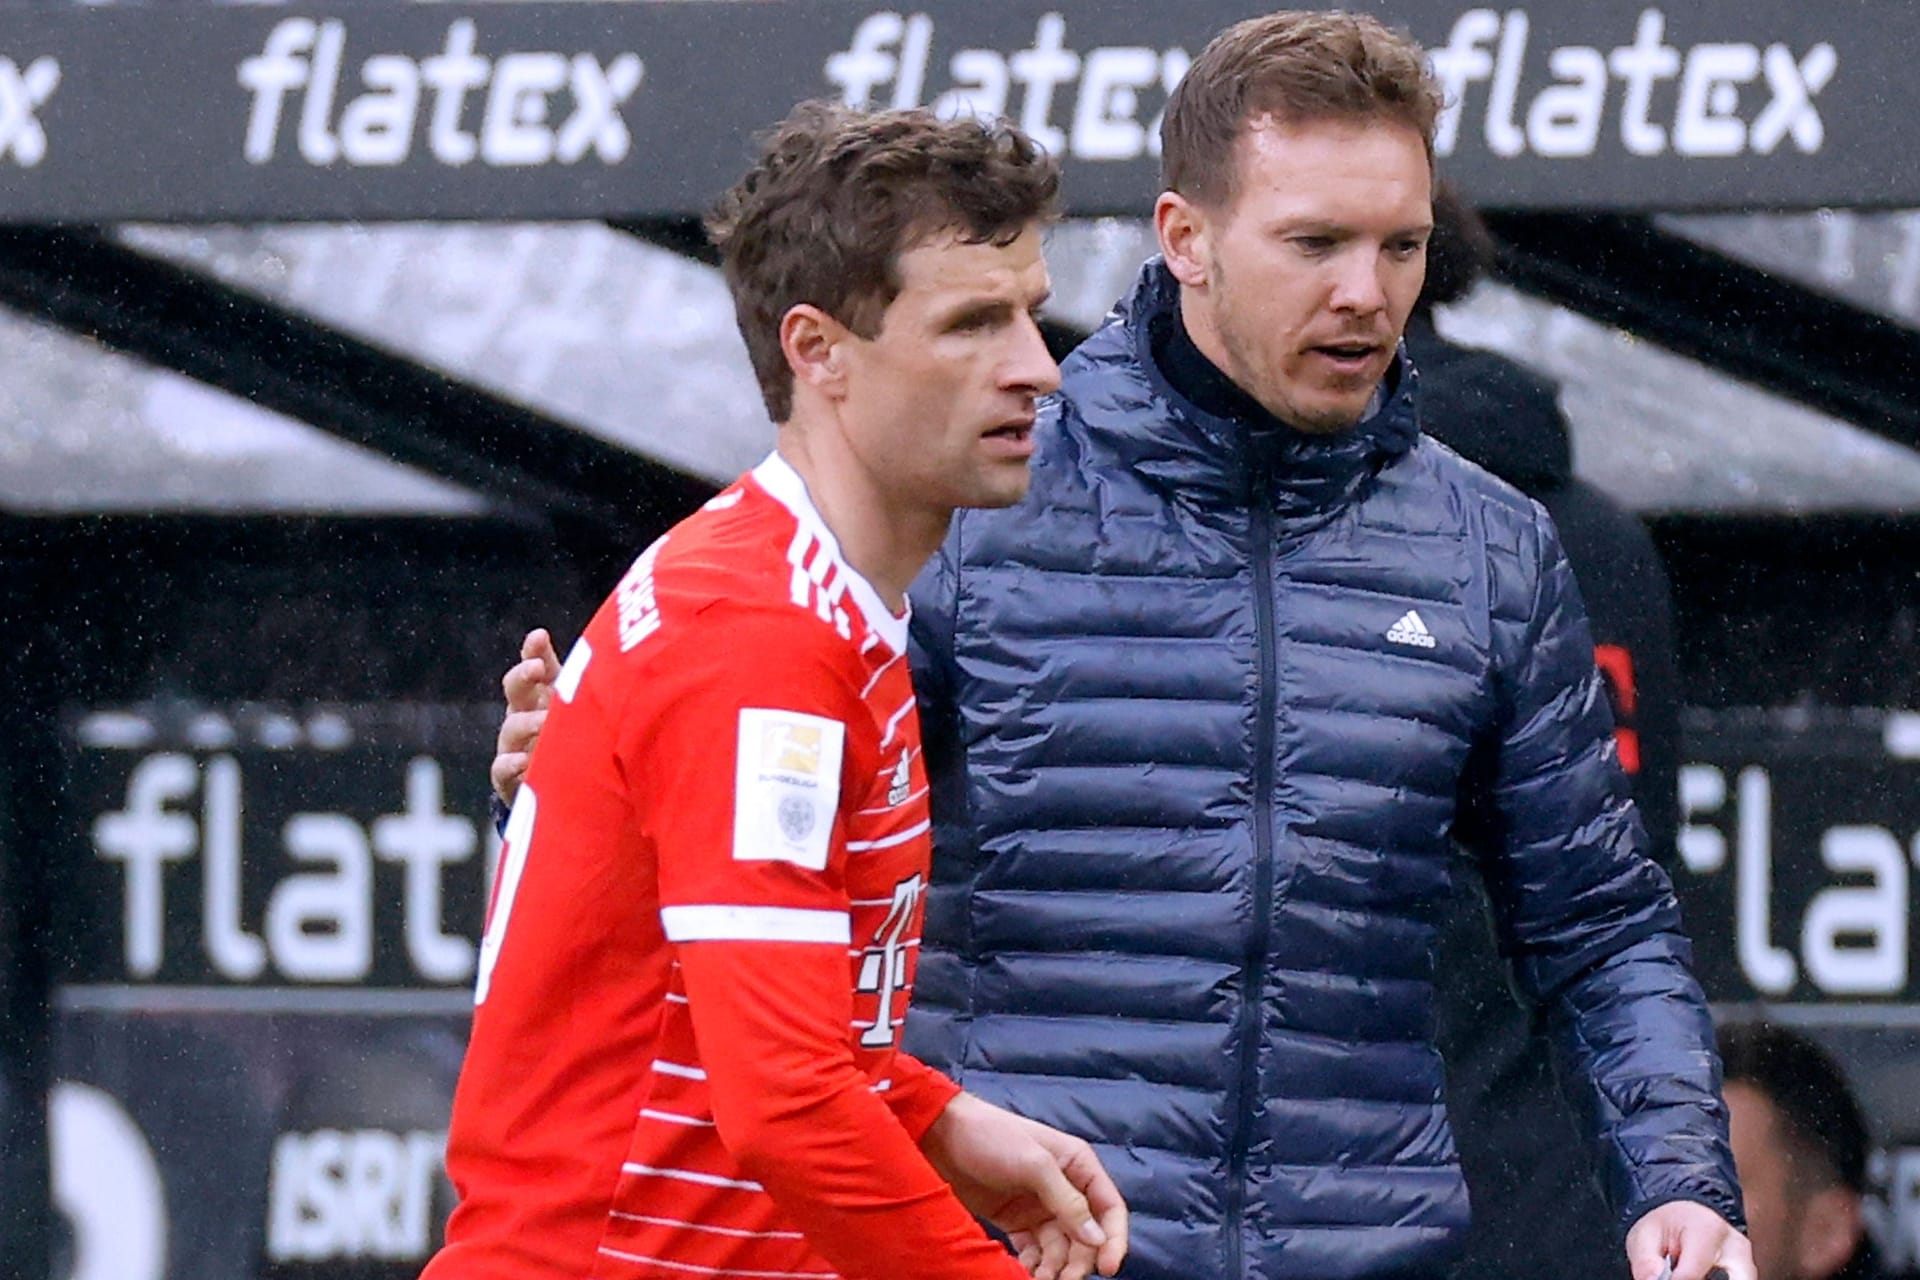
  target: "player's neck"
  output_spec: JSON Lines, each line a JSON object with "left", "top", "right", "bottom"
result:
{"left": 772, "top": 426, "right": 947, "bottom": 615}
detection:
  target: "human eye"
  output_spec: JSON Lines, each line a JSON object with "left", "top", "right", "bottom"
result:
{"left": 1292, "top": 235, "right": 1336, "bottom": 256}
{"left": 947, "top": 305, "right": 1005, "bottom": 334}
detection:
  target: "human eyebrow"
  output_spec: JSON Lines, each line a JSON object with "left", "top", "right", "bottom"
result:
{"left": 1273, "top": 220, "right": 1350, "bottom": 240}
{"left": 940, "top": 298, "right": 1017, "bottom": 331}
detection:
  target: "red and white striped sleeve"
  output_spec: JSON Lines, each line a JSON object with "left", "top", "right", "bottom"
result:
{"left": 619, "top": 606, "right": 1024, "bottom": 1280}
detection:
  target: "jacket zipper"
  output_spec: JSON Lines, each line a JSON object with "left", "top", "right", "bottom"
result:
{"left": 1227, "top": 467, "right": 1279, "bottom": 1280}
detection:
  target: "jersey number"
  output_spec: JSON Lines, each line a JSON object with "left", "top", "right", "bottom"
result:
{"left": 474, "top": 784, "right": 537, "bottom": 1005}
{"left": 855, "top": 874, "right": 923, "bottom": 1048}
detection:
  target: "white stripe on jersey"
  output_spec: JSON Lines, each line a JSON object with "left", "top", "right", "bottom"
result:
{"left": 609, "top": 1212, "right": 805, "bottom": 1241}
{"left": 753, "top": 452, "right": 908, "bottom": 655}
{"left": 878, "top": 695, "right": 915, "bottom": 748}
{"left": 639, "top": 1108, "right": 716, "bottom": 1128}
{"left": 597, "top": 1246, "right": 837, "bottom": 1277}
{"left": 555, "top": 636, "right": 594, "bottom": 703}
{"left": 622, "top": 1163, "right": 765, "bottom": 1192}
{"left": 651, "top": 1060, "right": 708, "bottom": 1080}
{"left": 858, "top": 651, "right": 904, "bottom": 700}
{"left": 845, "top": 820, "right": 931, "bottom": 852}
{"left": 661, "top": 904, "right": 850, "bottom": 945}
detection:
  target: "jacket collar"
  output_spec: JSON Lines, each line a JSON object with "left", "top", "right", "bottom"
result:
{"left": 1063, "top": 259, "right": 1419, "bottom": 515}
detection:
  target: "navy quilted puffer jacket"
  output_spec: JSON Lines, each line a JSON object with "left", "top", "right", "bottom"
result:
{"left": 902, "top": 263, "right": 1741, "bottom": 1280}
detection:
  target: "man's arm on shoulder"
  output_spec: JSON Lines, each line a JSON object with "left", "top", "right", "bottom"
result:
{"left": 1468, "top": 514, "right": 1748, "bottom": 1280}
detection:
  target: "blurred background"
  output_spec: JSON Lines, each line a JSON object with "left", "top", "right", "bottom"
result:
{"left": 2, "top": 2, "right": 1918, "bottom": 1278}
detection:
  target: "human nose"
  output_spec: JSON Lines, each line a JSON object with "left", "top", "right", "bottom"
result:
{"left": 1005, "top": 312, "right": 1062, "bottom": 397}
{"left": 1327, "top": 244, "right": 1389, "bottom": 315}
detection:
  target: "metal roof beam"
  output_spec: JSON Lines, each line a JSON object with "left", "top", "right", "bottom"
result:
{"left": 1488, "top": 211, "right": 1920, "bottom": 457}
{"left": 0, "top": 226, "right": 714, "bottom": 545}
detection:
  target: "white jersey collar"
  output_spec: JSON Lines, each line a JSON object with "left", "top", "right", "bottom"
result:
{"left": 751, "top": 451, "right": 911, "bottom": 656}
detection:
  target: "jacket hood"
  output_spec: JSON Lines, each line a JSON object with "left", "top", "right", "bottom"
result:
{"left": 1402, "top": 316, "right": 1573, "bottom": 491}
{"left": 1061, "top": 259, "right": 1420, "bottom": 516}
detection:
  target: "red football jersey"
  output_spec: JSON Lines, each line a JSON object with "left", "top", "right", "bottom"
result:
{"left": 426, "top": 454, "right": 1025, "bottom": 1280}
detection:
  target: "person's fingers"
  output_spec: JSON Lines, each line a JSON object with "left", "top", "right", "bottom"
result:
{"left": 1623, "top": 1215, "right": 1672, "bottom": 1280}
{"left": 524, "top": 628, "right": 561, "bottom": 682}
{"left": 1670, "top": 1229, "right": 1720, "bottom": 1280}
{"left": 503, "top": 657, "right": 554, "bottom": 712}
{"left": 1023, "top": 1147, "right": 1105, "bottom": 1251}
{"left": 1056, "top": 1139, "right": 1128, "bottom": 1266}
{"left": 491, "top": 707, "right": 547, "bottom": 804}
{"left": 496, "top": 708, "right": 547, "bottom": 755}
{"left": 1058, "top": 1240, "right": 1101, "bottom": 1280}
{"left": 1031, "top": 1222, "right": 1070, "bottom": 1280}
{"left": 1095, "top": 1217, "right": 1128, "bottom": 1278}
{"left": 489, "top": 751, "right": 528, "bottom": 803}
{"left": 1706, "top": 1234, "right": 1751, "bottom": 1280}
{"left": 1010, "top": 1230, "right": 1039, "bottom": 1275}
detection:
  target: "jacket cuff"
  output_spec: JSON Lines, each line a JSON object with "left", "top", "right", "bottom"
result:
{"left": 1618, "top": 1189, "right": 1748, "bottom": 1241}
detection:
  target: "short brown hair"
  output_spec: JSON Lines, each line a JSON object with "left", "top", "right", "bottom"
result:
{"left": 1162, "top": 11, "right": 1442, "bottom": 209}
{"left": 707, "top": 101, "right": 1061, "bottom": 423}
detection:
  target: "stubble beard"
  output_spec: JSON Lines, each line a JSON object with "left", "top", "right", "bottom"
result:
{"left": 1206, "top": 257, "right": 1362, "bottom": 437}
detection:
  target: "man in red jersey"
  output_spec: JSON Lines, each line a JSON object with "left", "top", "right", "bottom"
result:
{"left": 423, "top": 102, "right": 1127, "bottom": 1280}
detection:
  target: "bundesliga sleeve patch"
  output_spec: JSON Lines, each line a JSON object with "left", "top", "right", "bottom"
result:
{"left": 733, "top": 708, "right": 845, "bottom": 871}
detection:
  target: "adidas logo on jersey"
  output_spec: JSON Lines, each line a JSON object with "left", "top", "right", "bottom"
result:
{"left": 886, "top": 753, "right": 911, "bottom": 806}
{"left": 1385, "top": 610, "right": 1436, "bottom": 649}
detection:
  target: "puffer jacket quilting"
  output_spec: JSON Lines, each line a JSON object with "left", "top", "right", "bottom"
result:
{"left": 903, "top": 262, "right": 1740, "bottom": 1280}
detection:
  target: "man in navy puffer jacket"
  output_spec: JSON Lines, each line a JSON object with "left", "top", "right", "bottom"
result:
{"left": 902, "top": 14, "right": 1745, "bottom": 1280}
{"left": 490, "top": 14, "right": 1747, "bottom": 1280}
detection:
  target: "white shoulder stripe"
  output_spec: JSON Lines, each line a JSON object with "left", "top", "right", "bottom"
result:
{"left": 554, "top": 636, "right": 593, "bottom": 703}
{"left": 661, "top": 904, "right": 850, "bottom": 944}
{"left": 845, "top": 819, "right": 931, "bottom": 852}
{"left": 878, "top": 694, "right": 915, "bottom": 748}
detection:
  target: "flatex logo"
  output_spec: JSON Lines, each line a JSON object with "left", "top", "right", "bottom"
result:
{"left": 0, "top": 55, "right": 59, "bottom": 167}
{"left": 1430, "top": 8, "right": 1836, "bottom": 160}
{"left": 825, "top": 11, "right": 1190, "bottom": 161}
{"left": 237, "top": 18, "right": 644, "bottom": 168}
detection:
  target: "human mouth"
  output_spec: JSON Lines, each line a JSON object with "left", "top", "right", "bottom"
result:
{"left": 981, "top": 415, "right": 1036, "bottom": 457}
{"left": 1308, "top": 341, "right": 1385, "bottom": 376}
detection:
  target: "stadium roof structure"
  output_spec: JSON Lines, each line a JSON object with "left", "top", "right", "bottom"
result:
{"left": 0, "top": 0, "right": 1918, "bottom": 528}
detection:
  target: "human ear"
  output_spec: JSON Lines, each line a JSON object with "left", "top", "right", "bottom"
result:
{"left": 1155, "top": 190, "right": 1212, "bottom": 289}
{"left": 1796, "top": 1187, "right": 1863, "bottom": 1280}
{"left": 780, "top": 304, "right": 849, "bottom": 399}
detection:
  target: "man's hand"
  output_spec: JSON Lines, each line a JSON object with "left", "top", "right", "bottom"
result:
{"left": 920, "top": 1092, "right": 1128, "bottom": 1280}
{"left": 490, "top": 628, "right": 560, "bottom": 804}
{"left": 1625, "top": 1200, "right": 1753, "bottom": 1280}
